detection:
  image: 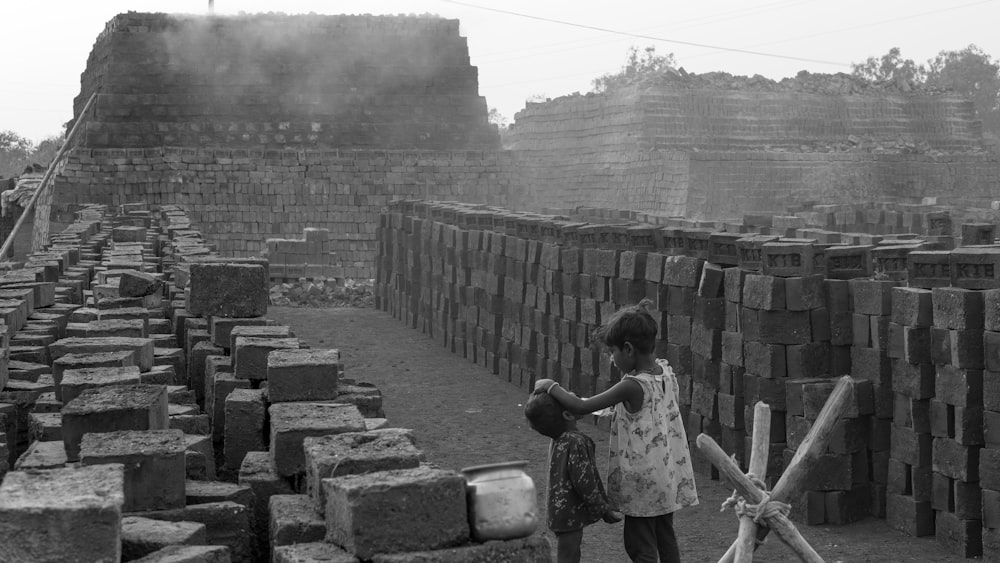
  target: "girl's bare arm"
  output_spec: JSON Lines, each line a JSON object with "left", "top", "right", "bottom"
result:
{"left": 536, "top": 377, "right": 643, "bottom": 415}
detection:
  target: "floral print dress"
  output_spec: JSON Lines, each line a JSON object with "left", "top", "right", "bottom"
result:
{"left": 607, "top": 359, "right": 699, "bottom": 517}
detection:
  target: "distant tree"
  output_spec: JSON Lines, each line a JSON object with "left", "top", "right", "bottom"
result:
{"left": 487, "top": 107, "right": 509, "bottom": 129}
{"left": 0, "top": 130, "right": 34, "bottom": 179}
{"left": 31, "top": 135, "right": 64, "bottom": 169}
{"left": 925, "top": 45, "right": 1000, "bottom": 141}
{"left": 850, "top": 47, "right": 926, "bottom": 87}
{"left": 592, "top": 45, "right": 677, "bottom": 93}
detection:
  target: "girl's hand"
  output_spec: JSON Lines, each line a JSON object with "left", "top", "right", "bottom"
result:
{"left": 533, "top": 378, "right": 557, "bottom": 394}
{"left": 602, "top": 509, "right": 623, "bottom": 524}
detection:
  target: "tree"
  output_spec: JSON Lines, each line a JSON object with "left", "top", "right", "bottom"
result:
{"left": 925, "top": 45, "right": 1000, "bottom": 141}
{"left": 487, "top": 107, "right": 509, "bottom": 129}
{"left": 850, "top": 47, "right": 926, "bottom": 87}
{"left": 592, "top": 45, "right": 677, "bottom": 93}
{"left": 0, "top": 130, "right": 35, "bottom": 179}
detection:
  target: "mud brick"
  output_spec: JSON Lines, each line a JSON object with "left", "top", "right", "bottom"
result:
{"left": 742, "top": 274, "right": 785, "bottom": 311}
{"left": 760, "top": 242, "right": 817, "bottom": 277}
{"left": 80, "top": 429, "right": 186, "bottom": 512}
{"left": 936, "top": 511, "right": 983, "bottom": 557}
{"left": 786, "top": 377, "right": 827, "bottom": 417}
{"left": 755, "top": 376, "right": 787, "bottom": 412}
{"left": 897, "top": 396, "right": 931, "bottom": 433}
{"left": 758, "top": 310, "right": 811, "bottom": 344}
{"left": 740, "top": 307, "right": 760, "bottom": 340}
{"left": 906, "top": 251, "right": 953, "bottom": 288}
{"left": 619, "top": 251, "right": 647, "bottom": 281}
{"left": 50, "top": 336, "right": 155, "bottom": 372}
{"left": 690, "top": 381, "right": 718, "bottom": 419}
{"left": 887, "top": 458, "right": 911, "bottom": 495}
{"left": 721, "top": 331, "right": 743, "bottom": 365}
{"left": 983, "top": 489, "right": 1000, "bottom": 529}
{"left": 224, "top": 388, "right": 266, "bottom": 471}
{"left": 900, "top": 326, "right": 931, "bottom": 364}
{"left": 267, "top": 349, "right": 340, "bottom": 403}
{"left": 950, "top": 247, "right": 1000, "bottom": 290}
{"left": 725, "top": 301, "right": 741, "bottom": 332}
{"left": 270, "top": 403, "right": 366, "bottom": 477}
{"left": 868, "top": 314, "right": 890, "bottom": 350}
{"left": 891, "top": 287, "right": 932, "bottom": 328}
{"left": 269, "top": 494, "right": 327, "bottom": 552}
{"left": 824, "top": 484, "right": 871, "bottom": 524}
{"left": 61, "top": 365, "right": 143, "bottom": 405}
{"left": 131, "top": 500, "right": 252, "bottom": 562}
{"left": 986, "top": 331, "right": 1000, "bottom": 371}
{"left": 120, "top": 516, "right": 207, "bottom": 561}
{"left": 786, "top": 341, "right": 829, "bottom": 379}
{"left": 717, "top": 393, "right": 744, "bottom": 429}
{"left": 823, "top": 245, "right": 872, "bottom": 280}
{"left": 913, "top": 464, "right": 934, "bottom": 502}
{"left": 870, "top": 416, "right": 892, "bottom": 451}
{"left": 886, "top": 493, "right": 934, "bottom": 537}
{"left": 987, "top": 410, "right": 1000, "bottom": 445}
{"left": 694, "top": 297, "right": 726, "bottom": 330}
{"left": 581, "top": 249, "right": 619, "bottom": 278}
{"left": 952, "top": 478, "right": 983, "bottom": 520}
{"left": 849, "top": 279, "right": 896, "bottom": 316}
{"left": 849, "top": 338, "right": 887, "bottom": 374}
{"left": 187, "top": 263, "right": 267, "bottom": 318}
{"left": 697, "top": 263, "right": 724, "bottom": 298}
{"left": 824, "top": 278, "right": 851, "bottom": 312}
{"left": 786, "top": 414, "right": 809, "bottom": 450}
{"left": 933, "top": 437, "right": 979, "bottom": 481}
{"left": 933, "top": 287, "right": 985, "bottom": 331}
{"left": 988, "top": 370, "right": 1000, "bottom": 412}
{"left": 891, "top": 424, "right": 933, "bottom": 466}
{"left": 666, "top": 286, "right": 695, "bottom": 316}
{"left": 62, "top": 384, "right": 168, "bottom": 462}
{"left": 981, "top": 447, "right": 1000, "bottom": 490}
{"left": 208, "top": 316, "right": 271, "bottom": 350}
{"left": 239, "top": 452, "right": 293, "bottom": 557}
{"left": 657, "top": 256, "right": 701, "bottom": 289}
{"left": 0, "top": 463, "right": 125, "bottom": 561}
{"left": 743, "top": 341, "right": 786, "bottom": 378}
{"left": 930, "top": 327, "right": 952, "bottom": 365}
{"left": 720, "top": 363, "right": 745, "bottom": 396}
{"left": 784, "top": 274, "right": 825, "bottom": 311}
{"left": 936, "top": 366, "right": 983, "bottom": 407}
{"left": 322, "top": 465, "right": 468, "bottom": 558}
{"left": 666, "top": 315, "right": 691, "bottom": 346}
{"left": 723, "top": 267, "right": 746, "bottom": 303}
{"left": 691, "top": 352, "right": 721, "bottom": 388}
{"left": 985, "top": 289, "right": 1000, "bottom": 331}
{"left": 929, "top": 399, "right": 952, "bottom": 438}
{"left": 893, "top": 361, "right": 935, "bottom": 399}
{"left": 233, "top": 337, "right": 299, "bottom": 380}
{"left": 690, "top": 323, "right": 721, "bottom": 358}
{"left": 829, "top": 310, "right": 853, "bottom": 346}
{"left": 735, "top": 235, "right": 774, "bottom": 272}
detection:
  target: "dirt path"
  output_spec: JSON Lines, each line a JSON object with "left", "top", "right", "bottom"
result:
{"left": 268, "top": 306, "right": 967, "bottom": 563}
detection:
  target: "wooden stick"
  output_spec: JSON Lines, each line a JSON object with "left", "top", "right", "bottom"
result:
{"left": 770, "top": 376, "right": 853, "bottom": 504}
{"left": 725, "top": 401, "right": 772, "bottom": 563}
{"left": 698, "top": 434, "right": 824, "bottom": 563}
{"left": 0, "top": 92, "right": 98, "bottom": 260}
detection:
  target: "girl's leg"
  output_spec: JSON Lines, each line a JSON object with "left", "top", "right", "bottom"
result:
{"left": 654, "top": 512, "right": 681, "bottom": 563}
{"left": 555, "top": 529, "right": 583, "bottom": 563}
{"left": 623, "top": 516, "right": 659, "bottom": 563}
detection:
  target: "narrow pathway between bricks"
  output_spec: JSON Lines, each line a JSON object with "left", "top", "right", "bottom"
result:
{"left": 269, "top": 306, "right": 966, "bottom": 563}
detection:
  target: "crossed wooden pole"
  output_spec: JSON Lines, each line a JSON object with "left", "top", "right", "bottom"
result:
{"left": 697, "top": 375, "right": 853, "bottom": 563}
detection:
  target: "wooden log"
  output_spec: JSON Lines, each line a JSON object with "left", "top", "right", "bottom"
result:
{"left": 698, "top": 434, "right": 825, "bottom": 563}
{"left": 725, "top": 401, "right": 772, "bottom": 563}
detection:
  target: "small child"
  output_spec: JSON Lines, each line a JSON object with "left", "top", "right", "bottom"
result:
{"left": 535, "top": 299, "right": 698, "bottom": 563}
{"left": 524, "top": 390, "right": 622, "bottom": 563}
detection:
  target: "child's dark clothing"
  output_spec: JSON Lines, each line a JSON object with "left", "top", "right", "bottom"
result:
{"left": 547, "top": 429, "right": 609, "bottom": 533}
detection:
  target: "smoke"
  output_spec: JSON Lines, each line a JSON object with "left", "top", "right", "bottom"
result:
{"left": 152, "top": 12, "right": 479, "bottom": 148}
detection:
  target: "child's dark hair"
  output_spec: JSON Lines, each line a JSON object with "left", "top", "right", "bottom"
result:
{"left": 524, "top": 391, "right": 566, "bottom": 439}
{"left": 593, "top": 298, "right": 658, "bottom": 354}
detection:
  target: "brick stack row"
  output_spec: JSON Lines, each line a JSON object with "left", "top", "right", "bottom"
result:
{"left": 983, "top": 290, "right": 1000, "bottom": 558}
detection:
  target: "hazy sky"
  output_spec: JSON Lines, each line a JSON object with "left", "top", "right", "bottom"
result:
{"left": 2, "top": 0, "right": 998, "bottom": 142}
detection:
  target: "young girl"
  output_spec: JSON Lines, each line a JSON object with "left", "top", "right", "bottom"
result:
{"left": 534, "top": 299, "right": 698, "bottom": 563}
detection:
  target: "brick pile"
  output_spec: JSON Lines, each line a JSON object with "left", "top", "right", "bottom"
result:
{"left": 378, "top": 199, "right": 1000, "bottom": 559}
{"left": 0, "top": 202, "right": 553, "bottom": 562}
{"left": 73, "top": 13, "right": 498, "bottom": 150}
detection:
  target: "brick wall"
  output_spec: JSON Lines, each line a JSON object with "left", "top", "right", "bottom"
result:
{"left": 49, "top": 148, "right": 514, "bottom": 277}
{"left": 376, "top": 200, "right": 1000, "bottom": 558}
{"left": 72, "top": 13, "right": 498, "bottom": 150}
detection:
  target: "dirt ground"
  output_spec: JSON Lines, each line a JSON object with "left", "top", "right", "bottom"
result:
{"left": 268, "top": 305, "right": 971, "bottom": 563}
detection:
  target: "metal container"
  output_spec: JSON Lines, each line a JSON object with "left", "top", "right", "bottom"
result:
{"left": 461, "top": 460, "right": 538, "bottom": 541}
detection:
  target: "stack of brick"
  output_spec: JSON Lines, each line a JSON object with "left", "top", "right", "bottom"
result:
{"left": 928, "top": 287, "right": 985, "bottom": 557}
{"left": 849, "top": 278, "right": 900, "bottom": 520}
{"left": 983, "top": 290, "right": 1000, "bottom": 558}
{"left": 886, "top": 286, "right": 936, "bottom": 538}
